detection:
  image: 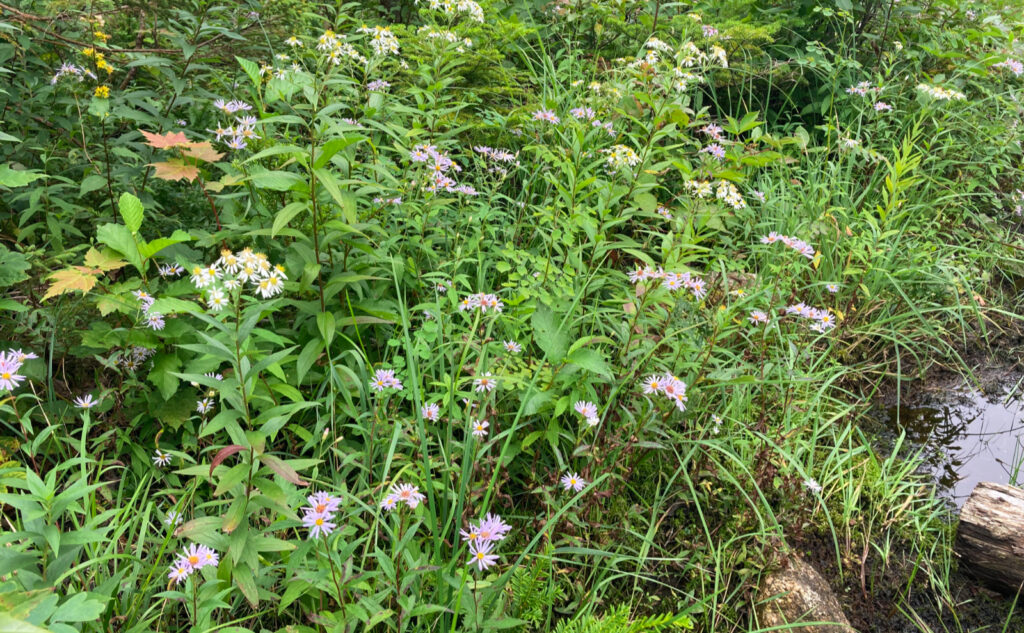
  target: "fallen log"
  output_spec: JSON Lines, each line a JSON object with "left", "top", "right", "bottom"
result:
{"left": 956, "top": 481, "right": 1024, "bottom": 593}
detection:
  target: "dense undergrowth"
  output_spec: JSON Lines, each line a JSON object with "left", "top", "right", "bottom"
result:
{"left": 1, "top": 0, "right": 1024, "bottom": 631}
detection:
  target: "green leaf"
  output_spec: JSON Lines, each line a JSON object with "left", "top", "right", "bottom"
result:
{"left": 96, "top": 223, "right": 143, "bottom": 273}
{"left": 236, "top": 56, "right": 262, "bottom": 90}
{"left": 249, "top": 170, "right": 302, "bottom": 191}
{"left": 531, "top": 303, "right": 568, "bottom": 361}
{"left": 139, "top": 229, "right": 192, "bottom": 260}
{"left": 0, "top": 613, "right": 51, "bottom": 633}
{"left": 0, "top": 165, "right": 45, "bottom": 188}
{"left": 316, "top": 311, "right": 336, "bottom": 346}
{"left": 0, "top": 246, "right": 30, "bottom": 287}
{"left": 118, "top": 192, "right": 144, "bottom": 234}
{"left": 148, "top": 353, "right": 181, "bottom": 400}
{"left": 566, "top": 348, "right": 612, "bottom": 378}
{"left": 80, "top": 174, "right": 107, "bottom": 197}
{"left": 51, "top": 593, "right": 108, "bottom": 623}
{"left": 271, "top": 201, "right": 308, "bottom": 237}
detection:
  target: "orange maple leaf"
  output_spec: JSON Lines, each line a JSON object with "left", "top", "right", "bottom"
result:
{"left": 182, "top": 142, "right": 225, "bottom": 162}
{"left": 43, "top": 267, "right": 99, "bottom": 301}
{"left": 149, "top": 160, "right": 200, "bottom": 182}
{"left": 140, "top": 130, "right": 189, "bottom": 149}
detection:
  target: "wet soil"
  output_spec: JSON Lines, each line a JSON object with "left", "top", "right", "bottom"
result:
{"left": 839, "top": 350, "right": 1024, "bottom": 631}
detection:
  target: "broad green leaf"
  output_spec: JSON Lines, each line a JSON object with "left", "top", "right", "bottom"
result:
{"left": 96, "top": 223, "right": 143, "bottom": 272}
{"left": 249, "top": 170, "right": 302, "bottom": 191}
{"left": 118, "top": 192, "right": 144, "bottom": 233}
{"left": 531, "top": 303, "right": 568, "bottom": 361}
{"left": 0, "top": 165, "right": 45, "bottom": 188}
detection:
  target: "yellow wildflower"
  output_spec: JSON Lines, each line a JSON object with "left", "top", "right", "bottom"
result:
{"left": 94, "top": 85, "right": 110, "bottom": 98}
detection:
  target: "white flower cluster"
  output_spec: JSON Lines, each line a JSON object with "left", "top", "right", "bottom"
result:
{"left": 916, "top": 83, "right": 966, "bottom": 101}
{"left": 190, "top": 248, "right": 286, "bottom": 310}
{"left": 317, "top": 30, "right": 368, "bottom": 65}
{"left": 603, "top": 144, "right": 641, "bottom": 169}
{"left": 357, "top": 25, "right": 400, "bottom": 57}
{"left": 416, "top": 0, "right": 485, "bottom": 22}
{"left": 417, "top": 26, "right": 473, "bottom": 50}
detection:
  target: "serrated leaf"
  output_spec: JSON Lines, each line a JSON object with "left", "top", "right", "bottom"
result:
{"left": 183, "top": 141, "right": 224, "bottom": 162}
{"left": 148, "top": 353, "right": 181, "bottom": 400}
{"left": 118, "top": 192, "right": 144, "bottom": 233}
{"left": 43, "top": 267, "right": 98, "bottom": 300}
{"left": 567, "top": 348, "right": 613, "bottom": 378}
{"left": 96, "top": 223, "right": 142, "bottom": 272}
{"left": 150, "top": 159, "right": 200, "bottom": 182}
{"left": 140, "top": 129, "right": 189, "bottom": 148}
{"left": 0, "top": 246, "right": 31, "bottom": 287}
{"left": 83, "top": 248, "right": 127, "bottom": 271}
{"left": 531, "top": 303, "right": 568, "bottom": 361}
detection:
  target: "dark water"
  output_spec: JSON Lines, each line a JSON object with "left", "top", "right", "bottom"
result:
{"left": 886, "top": 379, "right": 1024, "bottom": 506}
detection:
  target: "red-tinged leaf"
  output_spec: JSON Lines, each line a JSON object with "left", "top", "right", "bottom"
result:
{"left": 42, "top": 267, "right": 99, "bottom": 301}
{"left": 140, "top": 129, "right": 189, "bottom": 148}
{"left": 182, "top": 141, "right": 224, "bottom": 162}
{"left": 258, "top": 454, "right": 308, "bottom": 487}
{"left": 209, "top": 444, "right": 246, "bottom": 477}
{"left": 150, "top": 160, "right": 199, "bottom": 182}
{"left": 83, "top": 247, "right": 127, "bottom": 272}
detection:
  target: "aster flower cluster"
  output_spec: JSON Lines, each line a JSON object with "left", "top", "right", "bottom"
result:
{"left": 994, "top": 59, "right": 1024, "bottom": 77}
{"left": 916, "top": 83, "right": 967, "bottom": 101}
{"left": 845, "top": 81, "right": 883, "bottom": 97}
{"left": 369, "top": 368, "right": 404, "bottom": 393}
{"left": 367, "top": 79, "right": 391, "bottom": 91}
{"left": 567, "top": 106, "right": 615, "bottom": 136}
{"left": 0, "top": 349, "right": 36, "bottom": 392}
{"left": 700, "top": 123, "right": 724, "bottom": 140}
{"left": 457, "top": 292, "right": 505, "bottom": 313}
{"left": 380, "top": 482, "right": 426, "bottom": 511}
{"left": 461, "top": 513, "right": 511, "bottom": 571}
{"left": 473, "top": 146, "right": 517, "bottom": 163}
{"left": 301, "top": 491, "right": 341, "bottom": 538}
{"left": 409, "top": 144, "right": 478, "bottom": 195}
{"left": 699, "top": 143, "right": 726, "bottom": 160}
{"left": 357, "top": 25, "right": 400, "bottom": 56}
{"left": 627, "top": 266, "right": 707, "bottom": 299}
{"left": 158, "top": 263, "right": 184, "bottom": 278}
{"left": 786, "top": 303, "right": 837, "bottom": 333}
{"left": 316, "top": 30, "right": 368, "bottom": 66}
{"left": 749, "top": 309, "right": 769, "bottom": 325}
{"left": 574, "top": 400, "right": 600, "bottom": 427}
{"left": 416, "top": 0, "right": 485, "bottom": 23}
{"left": 603, "top": 144, "right": 641, "bottom": 170}
{"left": 760, "top": 232, "right": 815, "bottom": 260}
{"left": 50, "top": 62, "right": 97, "bottom": 85}
{"left": 167, "top": 543, "right": 219, "bottom": 584}
{"left": 209, "top": 110, "right": 260, "bottom": 151}
{"left": 642, "top": 373, "right": 688, "bottom": 411}
{"left": 117, "top": 346, "right": 155, "bottom": 372}
{"left": 127, "top": 288, "right": 166, "bottom": 331}
{"left": 532, "top": 108, "right": 560, "bottom": 124}
{"left": 191, "top": 248, "right": 286, "bottom": 307}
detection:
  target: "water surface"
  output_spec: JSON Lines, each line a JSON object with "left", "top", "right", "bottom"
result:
{"left": 886, "top": 380, "right": 1024, "bottom": 506}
